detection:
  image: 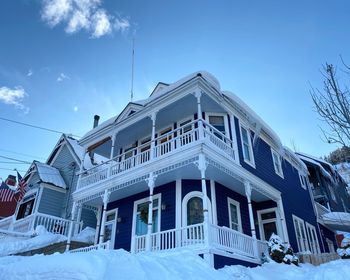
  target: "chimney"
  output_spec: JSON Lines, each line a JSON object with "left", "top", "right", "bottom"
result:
{"left": 5, "top": 175, "right": 16, "bottom": 187}
{"left": 93, "top": 115, "right": 100, "bottom": 128}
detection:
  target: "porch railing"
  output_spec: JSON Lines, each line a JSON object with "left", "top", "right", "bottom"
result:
{"left": 70, "top": 241, "right": 110, "bottom": 253}
{"left": 134, "top": 223, "right": 205, "bottom": 253}
{"left": 210, "top": 224, "right": 256, "bottom": 258}
{"left": 0, "top": 216, "right": 15, "bottom": 230}
{"left": 78, "top": 119, "right": 236, "bottom": 190}
{"left": 0, "top": 213, "right": 81, "bottom": 237}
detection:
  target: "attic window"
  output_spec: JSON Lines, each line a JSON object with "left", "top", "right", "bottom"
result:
{"left": 128, "top": 110, "right": 136, "bottom": 116}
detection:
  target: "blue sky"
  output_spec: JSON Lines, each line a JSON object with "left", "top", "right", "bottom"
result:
{"left": 0, "top": 0, "right": 349, "bottom": 180}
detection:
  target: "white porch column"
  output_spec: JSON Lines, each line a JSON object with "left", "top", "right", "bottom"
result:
{"left": 196, "top": 153, "right": 212, "bottom": 265}
{"left": 244, "top": 181, "right": 259, "bottom": 258}
{"left": 195, "top": 91, "right": 205, "bottom": 139}
{"left": 99, "top": 190, "right": 111, "bottom": 245}
{"left": 65, "top": 201, "right": 78, "bottom": 251}
{"left": 145, "top": 172, "right": 156, "bottom": 251}
{"left": 276, "top": 197, "right": 289, "bottom": 243}
{"left": 75, "top": 204, "right": 83, "bottom": 235}
{"left": 110, "top": 133, "right": 117, "bottom": 160}
{"left": 94, "top": 206, "right": 102, "bottom": 245}
{"left": 150, "top": 112, "right": 157, "bottom": 160}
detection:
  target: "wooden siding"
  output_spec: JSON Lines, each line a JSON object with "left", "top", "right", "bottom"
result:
{"left": 38, "top": 187, "right": 65, "bottom": 217}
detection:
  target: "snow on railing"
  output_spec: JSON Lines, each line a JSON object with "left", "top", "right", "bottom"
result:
{"left": 257, "top": 240, "right": 269, "bottom": 258}
{"left": 134, "top": 223, "right": 205, "bottom": 253}
{"left": 0, "top": 216, "right": 15, "bottom": 230}
{"left": 12, "top": 215, "right": 35, "bottom": 233}
{"left": 210, "top": 224, "right": 255, "bottom": 258}
{"left": 70, "top": 241, "right": 110, "bottom": 253}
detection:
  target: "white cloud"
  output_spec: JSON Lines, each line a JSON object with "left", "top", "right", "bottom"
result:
{"left": 73, "top": 105, "right": 78, "bottom": 112}
{"left": 27, "top": 69, "right": 33, "bottom": 77}
{"left": 57, "top": 73, "right": 70, "bottom": 82}
{"left": 40, "top": 0, "right": 130, "bottom": 38}
{"left": 0, "top": 86, "right": 29, "bottom": 112}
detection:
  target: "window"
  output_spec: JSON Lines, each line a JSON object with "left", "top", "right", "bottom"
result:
{"left": 227, "top": 198, "right": 242, "bottom": 232}
{"left": 292, "top": 215, "right": 310, "bottom": 253}
{"left": 16, "top": 197, "right": 35, "bottom": 220}
{"left": 133, "top": 195, "right": 161, "bottom": 237}
{"left": 206, "top": 113, "right": 229, "bottom": 138}
{"left": 271, "top": 149, "right": 283, "bottom": 178}
{"left": 178, "top": 118, "right": 194, "bottom": 146}
{"left": 187, "top": 197, "right": 204, "bottom": 225}
{"left": 326, "top": 238, "right": 335, "bottom": 253}
{"left": 122, "top": 143, "right": 137, "bottom": 170}
{"left": 240, "top": 125, "right": 255, "bottom": 166}
{"left": 157, "top": 126, "right": 173, "bottom": 156}
{"left": 258, "top": 208, "right": 281, "bottom": 241}
{"left": 138, "top": 137, "right": 151, "bottom": 164}
{"left": 305, "top": 222, "right": 320, "bottom": 254}
{"left": 299, "top": 174, "right": 308, "bottom": 190}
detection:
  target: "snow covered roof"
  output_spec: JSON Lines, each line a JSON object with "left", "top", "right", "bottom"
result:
{"left": 34, "top": 161, "right": 67, "bottom": 189}
{"left": 297, "top": 154, "right": 334, "bottom": 182}
{"left": 322, "top": 212, "right": 350, "bottom": 232}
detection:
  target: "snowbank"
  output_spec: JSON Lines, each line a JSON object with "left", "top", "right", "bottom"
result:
{"left": 0, "top": 226, "right": 66, "bottom": 257}
{"left": 72, "top": 227, "right": 95, "bottom": 244}
{"left": 0, "top": 248, "right": 349, "bottom": 280}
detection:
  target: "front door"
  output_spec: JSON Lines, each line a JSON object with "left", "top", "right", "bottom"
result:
{"left": 104, "top": 209, "right": 118, "bottom": 248}
{"left": 258, "top": 208, "right": 281, "bottom": 241}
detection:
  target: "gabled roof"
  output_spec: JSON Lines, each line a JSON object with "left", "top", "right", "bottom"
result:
{"left": 27, "top": 161, "right": 67, "bottom": 189}
{"left": 115, "top": 102, "right": 145, "bottom": 123}
{"left": 150, "top": 82, "right": 169, "bottom": 96}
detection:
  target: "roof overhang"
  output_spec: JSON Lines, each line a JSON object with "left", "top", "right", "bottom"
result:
{"left": 321, "top": 212, "right": 350, "bottom": 232}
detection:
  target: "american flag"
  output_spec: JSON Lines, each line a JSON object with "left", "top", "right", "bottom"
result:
{"left": 16, "top": 171, "right": 27, "bottom": 202}
{"left": 0, "top": 180, "right": 15, "bottom": 202}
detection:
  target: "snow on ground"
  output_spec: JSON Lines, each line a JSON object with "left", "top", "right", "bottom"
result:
{"left": 0, "top": 248, "right": 349, "bottom": 280}
{"left": 72, "top": 226, "right": 95, "bottom": 244}
{"left": 0, "top": 226, "right": 66, "bottom": 257}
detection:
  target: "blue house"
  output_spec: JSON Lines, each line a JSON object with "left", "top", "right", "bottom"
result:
{"left": 67, "top": 72, "right": 333, "bottom": 268}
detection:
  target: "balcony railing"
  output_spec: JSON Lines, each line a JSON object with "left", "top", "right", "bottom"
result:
{"left": 78, "top": 119, "right": 236, "bottom": 190}
{"left": 133, "top": 223, "right": 266, "bottom": 262}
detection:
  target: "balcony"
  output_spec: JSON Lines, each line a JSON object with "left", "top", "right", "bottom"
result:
{"left": 77, "top": 119, "right": 236, "bottom": 191}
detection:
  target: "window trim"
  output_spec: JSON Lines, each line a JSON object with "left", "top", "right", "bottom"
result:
{"left": 271, "top": 148, "right": 284, "bottom": 178}
{"left": 104, "top": 208, "right": 118, "bottom": 248}
{"left": 305, "top": 222, "right": 321, "bottom": 254}
{"left": 292, "top": 215, "right": 310, "bottom": 253}
{"left": 239, "top": 123, "right": 255, "bottom": 167}
{"left": 205, "top": 112, "right": 230, "bottom": 137}
{"left": 227, "top": 197, "right": 242, "bottom": 232}
{"left": 299, "top": 173, "right": 307, "bottom": 190}
{"left": 182, "top": 191, "right": 212, "bottom": 226}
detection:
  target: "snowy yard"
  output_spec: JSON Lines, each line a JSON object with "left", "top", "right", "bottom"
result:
{"left": 0, "top": 248, "right": 349, "bottom": 280}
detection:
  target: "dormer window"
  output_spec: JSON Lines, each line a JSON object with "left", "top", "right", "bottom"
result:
{"left": 272, "top": 149, "right": 283, "bottom": 178}
{"left": 240, "top": 125, "right": 255, "bottom": 166}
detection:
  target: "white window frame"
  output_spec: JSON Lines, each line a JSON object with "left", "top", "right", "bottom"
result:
{"left": 137, "top": 136, "right": 151, "bottom": 164}
{"left": 182, "top": 191, "right": 212, "bottom": 226}
{"left": 299, "top": 173, "right": 307, "bottom": 190}
{"left": 156, "top": 125, "right": 174, "bottom": 156}
{"left": 227, "top": 198, "right": 242, "bottom": 232}
{"left": 177, "top": 116, "right": 195, "bottom": 147}
{"left": 239, "top": 123, "right": 255, "bottom": 167}
{"left": 292, "top": 215, "right": 310, "bottom": 253}
{"left": 271, "top": 148, "right": 284, "bottom": 178}
{"left": 257, "top": 207, "right": 282, "bottom": 241}
{"left": 326, "top": 238, "right": 335, "bottom": 253}
{"left": 131, "top": 193, "right": 162, "bottom": 238}
{"left": 104, "top": 208, "right": 118, "bottom": 248}
{"left": 305, "top": 222, "right": 321, "bottom": 254}
{"left": 205, "top": 112, "right": 230, "bottom": 137}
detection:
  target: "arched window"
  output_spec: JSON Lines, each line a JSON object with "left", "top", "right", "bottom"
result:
{"left": 187, "top": 196, "right": 203, "bottom": 225}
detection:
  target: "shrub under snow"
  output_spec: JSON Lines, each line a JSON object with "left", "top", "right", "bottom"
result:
{"left": 268, "top": 234, "right": 299, "bottom": 265}
{"left": 337, "top": 234, "right": 350, "bottom": 259}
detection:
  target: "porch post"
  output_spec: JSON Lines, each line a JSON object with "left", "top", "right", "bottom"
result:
{"left": 110, "top": 132, "right": 117, "bottom": 160}
{"left": 94, "top": 206, "right": 102, "bottom": 245}
{"left": 145, "top": 172, "right": 156, "bottom": 251}
{"left": 99, "top": 190, "right": 111, "bottom": 245}
{"left": 276, "top": 197, "right": 289, "bottom": 243}
{"left": 75, "top": 204, "right": 83, "bottom": 235}
{"left": 150, "top": 112, "right": 157, "bottom": 160}
{"left": 196, "top": 153, "right": 212, "bottom": 264}
{"left": 65, "top": 201, "right": 78, "bottom": 252}
{"left": 244, "top": 181, "right": 259, "bottom": 258}
{"left": 195, "top": 91, "right": 204, "bottom": 139}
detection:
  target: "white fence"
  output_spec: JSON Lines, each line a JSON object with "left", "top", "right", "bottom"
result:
{"left": 70, "top": 241, "right": 110, "bottom": 253}
{"left": 78, "top": 119, "right": 237, "bottom": 190}
{"left": 0, "top": 213, "right": 80, "bottom": 237}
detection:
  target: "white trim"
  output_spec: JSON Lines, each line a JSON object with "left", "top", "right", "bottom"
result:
{"left": 239, "top": 123, "right": 255, "bottom": 168}
{"left": 33, "top": 186, "right": 44, "bottom": 214}
{"left": 205, "top": 112, "right": 230, "bottom": 138}
{"left": 182, "top": 191, "right": 212, "bottom": 226}
{"left": 257, "top": 207, "right": 281, "bottom": 241}
{"left": 305, "top": 222, "right": 321, "bottom": 254}
{"left": 326, "top": 238, "right": 335, "bottom": 253}
{"left": 175, "top": 179, "right": 182, "bottom": 228}
{"left": 210, "top": 180, "right": 218, "bottom": 225}
{"left": 271, "top": 148, "right": 284, "bottom": 178}
{"left": 292, "top": 215, "right": 310, "bottom": 253}
{"left": 103, "top": 208, "right": 118, "bottom": 249}
{"left": 227, "top": 197, "right": 242, "bottom": 233}
{"left": 131, "top": 193, "right": 162, "bottom": 238}
{"left": 299, "top": 173, "right": 307, "bottom": 190}
{"left": 229, "top": 114, "right": 240, "bottom": 165}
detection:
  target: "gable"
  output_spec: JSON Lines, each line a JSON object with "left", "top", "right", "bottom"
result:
{"left": 115, "top": 102, "right": 144, "bottom": 123}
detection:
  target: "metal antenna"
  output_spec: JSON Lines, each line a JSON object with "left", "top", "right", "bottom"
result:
{"left": 130, "top": 37, "right": 135, "bottom": 102}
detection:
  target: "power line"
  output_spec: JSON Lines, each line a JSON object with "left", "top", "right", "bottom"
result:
{"left": 0, "top": 161, "right": 30, "bottom": 164}
{"left": 0, "top": 148, "right": 47, "bottom": 161}
{"left": 0, "top": 117, "right": 81, "bottom": 138}
{"left": 0, "top": 155, "right": 31, "bottom": 164}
